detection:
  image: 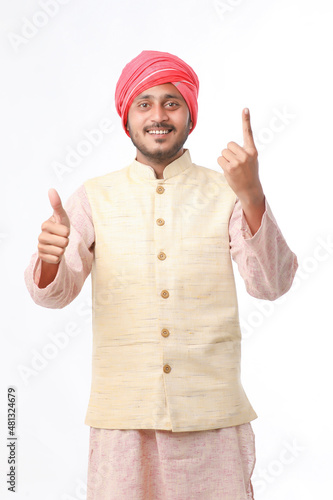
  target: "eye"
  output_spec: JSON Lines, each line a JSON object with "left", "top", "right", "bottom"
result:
{"left": 139, "top": 102, "right": 149, "bottom": 108}
{"left": 166, "top": 102, "right": 178, "bottom": 107}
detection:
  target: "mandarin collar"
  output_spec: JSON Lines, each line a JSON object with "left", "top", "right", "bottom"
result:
{"left": 129, "top": 149, "right": 193, "bottom": 182}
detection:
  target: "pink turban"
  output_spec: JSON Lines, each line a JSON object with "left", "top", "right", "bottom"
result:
{"left": 115, "top": 50, "right": 199, "bottom": 137}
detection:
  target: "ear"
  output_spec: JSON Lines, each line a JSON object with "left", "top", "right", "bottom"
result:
{"left": 190, "top": 121, "right": 193, "bottom": 129}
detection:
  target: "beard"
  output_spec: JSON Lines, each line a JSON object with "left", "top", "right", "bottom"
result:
{"left": 127, "top": 117, "right": 192, "bottom": 165}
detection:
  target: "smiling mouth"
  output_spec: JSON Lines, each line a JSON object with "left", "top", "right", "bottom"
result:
{"left": 146, "top": 128, "right": 173, "bottom": 135}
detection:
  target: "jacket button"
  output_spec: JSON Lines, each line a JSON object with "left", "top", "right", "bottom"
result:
{"left": 161, "top": 328, "right": 170, "bottom": 337}
{"left": 158, "top": 252, "right": 166, "bottom": 260}
{"left": 161, "top": 290, "right": 169, "bottom": 298}
{"left": 156, "top": 218, "right": 165, "bottom": 226}
{"left": 156, "top": 186, "right": 165, "bottom": 194}
{"left": 163, "top": 364, "right": 171, "bottom": 373}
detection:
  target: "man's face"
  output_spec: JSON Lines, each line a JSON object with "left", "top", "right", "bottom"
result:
{"left": 126, "top": 83, "right": 192, "bottom": 165}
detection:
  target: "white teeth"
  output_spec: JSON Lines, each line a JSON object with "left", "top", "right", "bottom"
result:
{"left": 148, "top": 130, "right": 170, "bottom": 134}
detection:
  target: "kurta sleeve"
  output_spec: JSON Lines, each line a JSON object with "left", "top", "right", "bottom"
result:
{"left": 229, "top": 197, "right": 298, "bottom": 301}
{"left": 24, "top": 184, "right": 95, "bottom": 309}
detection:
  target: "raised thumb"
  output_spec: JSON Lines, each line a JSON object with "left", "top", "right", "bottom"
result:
{"left": 48, "top": 188, "right": 68, "bottom": 225}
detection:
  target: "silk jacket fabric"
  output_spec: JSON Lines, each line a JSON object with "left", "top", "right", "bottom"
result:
{"left": 84, "top": 149, "right": 255, "bottom": 431}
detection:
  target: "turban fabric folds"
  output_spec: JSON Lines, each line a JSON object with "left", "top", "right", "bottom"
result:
{"left": 115, "top": 50, "right": 199, "bottom": 137}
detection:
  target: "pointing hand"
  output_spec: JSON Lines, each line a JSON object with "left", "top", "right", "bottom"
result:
{"left": 217, "top": 108, "right": 264, "bottom": 205}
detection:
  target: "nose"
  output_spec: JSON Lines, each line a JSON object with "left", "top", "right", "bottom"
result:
{"left": 150, "top": 103, "right": 169, "bottom": 123}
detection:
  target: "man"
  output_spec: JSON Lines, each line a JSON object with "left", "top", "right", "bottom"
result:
{"left": 25, "top": 50, "right": 298, "bottom": 499}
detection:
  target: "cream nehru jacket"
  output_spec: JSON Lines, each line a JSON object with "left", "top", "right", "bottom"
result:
{"left": 83, "top": 149, "right": 257, "bottom": 432}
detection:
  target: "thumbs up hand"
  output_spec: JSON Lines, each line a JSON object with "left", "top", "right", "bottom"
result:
{"left": 37, "top": 189, "right": 71, "bottom": 264}
{"left": 217, "top": 108, "right": 264, "bottom": 206}
{"left": 48, "top": 188, "right": 71, "bottom": 228}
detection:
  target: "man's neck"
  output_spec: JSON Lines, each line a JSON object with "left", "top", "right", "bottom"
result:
{"left": 135, "top": 148, "right": 185, "bottom": 179}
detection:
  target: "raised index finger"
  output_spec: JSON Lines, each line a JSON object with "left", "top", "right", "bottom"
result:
{"left": 242, "top": 108, "right": 255, "bottom": 150}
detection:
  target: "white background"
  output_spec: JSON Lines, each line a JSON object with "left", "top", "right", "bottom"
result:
{"left": 1, "top": 0, "right": 332, "bottom": 498}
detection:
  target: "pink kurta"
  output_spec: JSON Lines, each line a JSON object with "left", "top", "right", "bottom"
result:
{"left": 24, "top": 185, "right": 298, "bottom": 500}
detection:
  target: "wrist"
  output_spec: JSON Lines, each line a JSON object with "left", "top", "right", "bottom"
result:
{"left": 38, "top": 260, "right": 60, "bottom": 289}
{"left": 238, "top": 186, "right": 265, "bottom": 208}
